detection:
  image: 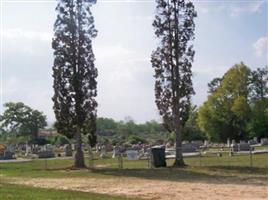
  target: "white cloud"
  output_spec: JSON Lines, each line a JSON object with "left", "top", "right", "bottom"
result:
{"left": 1, "top": 28, "right": 52, "bottom": 42}
{"left": 230, "top": 1, "right": 264, "bottom": 17}
{"left": 253, "top": 37, "right": 268, "bottom": 58}
{"left": 195, "top": 4, "right": 210, "bottom": 14}
{"left": 195, "top": 1, "right": 264, "bottom": 17}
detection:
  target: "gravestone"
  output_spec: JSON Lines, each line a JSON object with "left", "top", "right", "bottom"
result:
{"left": 260, "top": 138, "right": 268, "bottom": 146}
{"left": 3, "top": 151, "right": 15, "bottom": 159}
{"left": 182, "top": 143, "right": 197, "bottom": 153}
{"left": 100, "top": 145, "right": 107, "bottom": 158}
{"left": 45, "top": 144, "right": 54, "bottom": 151}
{"left": 95, "top": 143, "right": 100, "bottom": 153}
{"left": 248, "top": 139, "right": 258, "bottom": 145}
{"left": 71, "top": 144, "right": 76, "bottom": 151}
{"left": 64, "top": 144, "right": 73, "bottom": 157}
{"left": 38, "top": 150, "right": 55, "bottom": 158}
{"left": 32, "top": 146, "right": 40, "bottom": 154}
{"left": 38, "top": 145, "right": 55, "bottom": 158}
{"left": 238, "top": 143, "right": 251, "bottom": 151}
{"left": 25, "top": 144, "right": 31, "bottom": 156}
{"left": 112, "top": 145, "right": 120, "bottom": 158}
{"left": 227, "top": 138, "right": 230, "bottom": 147}
{"left": 165, "top": 141, "right": 173, "bottom": 148}
{"left": 204, "top": 140, "right": 210, "bottom": 147}
{"left": 191, "top": 140, "right": 203, "bottom": 149}
{"left": 126, "top": 150, "right": 139, "bottom": 160}
{"left": 253, "top": 137, "right": 258, "bottom": 143}
{"left": 139, "top": 145, "right": 151, "bottom": 159}
{"left": 230, "top": 141, "right": 238, "bottom": 152}
{"left": 6, "top": 144, "right": 15, "bottom": 153}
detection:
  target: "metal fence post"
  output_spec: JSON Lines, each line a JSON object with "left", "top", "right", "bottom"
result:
{"left": 118, "top": 153, "right": 123, "bottom": 169}
{"left": 150, "top": 149, "right": 153, "bottom": 169}
{"left": 199, "top": 150, "right": 202, "bottom": 167}
{"left": 44, "top": 159, "right": 47, "bottom": 170}
{"left": 118, "top": 154, "right": 120, "bottom": 169}
{"left": 148, "top": 150, "right": 152, "bottom": 169}
{"left": 88, "top": 152, "right": 94, "bottom": 169}
{"left": 250, "top": 148, "right": 253, "bottom": 168}
{"left": 148, "top": 152, "right": 150, "bottom": 168}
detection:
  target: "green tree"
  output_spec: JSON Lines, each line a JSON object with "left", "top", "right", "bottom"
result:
{"left": 208, "top": 77, "right": 222, "bottom": 94}
{"left": 182, "top": 105, "right": 206, "bottom": 141}
{"left": 95, "top": 117, "right": 168, "bottom": 144}
{"left": 247, "top": 66, "right": 268, "bottom": 139}
{"left": 198, "top": 63, "right": 251, "bottom": 142}
{"left": 0, "top": 102, "right": 47, "bottom": 140}
{"left": 247, "top": 99, "right": 268, "bottom": 139}
{"left": 52, "top": 0, "right": 98, "bottom": 168}
{"left": 249, "top": 66, "right": 268, "bottom": 101}
{"left": 97, "top": 118, "right": 117, "bottom": 132}
{"left": 151, "top": 0, "right": 197, "bottom": 166}
{"left": 127, "top": 135, "right": 148, "bottom": 145}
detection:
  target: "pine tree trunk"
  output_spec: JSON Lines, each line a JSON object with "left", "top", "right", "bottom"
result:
{"left": 173, "top": 114, "right": 186, "bottom": 167}
{"left": 173, "top": 128, "right": 185, "bottom": 167}
{"left": 74, "top": 131, "right": 85, "bottom": 168}
{"left": 88, "top": 145, "right": 94, "bottom": 169}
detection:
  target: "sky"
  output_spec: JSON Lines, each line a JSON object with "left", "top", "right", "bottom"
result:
{"left": 0, "top": 0, "right": 267, "bottom": 124}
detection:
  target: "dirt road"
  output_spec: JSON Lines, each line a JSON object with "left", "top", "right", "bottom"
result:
{"left": 9, "top": 176, "right": 268, "bottom": 200}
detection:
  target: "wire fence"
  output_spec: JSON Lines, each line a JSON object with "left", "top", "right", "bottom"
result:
{"left": 1, "top": 149, "right": 267, "bottom": 171}
{"left": 85, "top": 149, "right": 268, "bottom": 170}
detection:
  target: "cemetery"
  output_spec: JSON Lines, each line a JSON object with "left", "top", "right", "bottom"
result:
{"left": 1, "top": 0, "right": 268, "bottom": 199}
{"left": 0, "top": 139, "right": 268, "bottom": 200}
{"left": 1, "top": 138, "right": 268, "bottom": 165}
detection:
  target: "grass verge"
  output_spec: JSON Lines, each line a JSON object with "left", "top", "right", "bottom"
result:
{"left": 0, "top": 183, "right": 140, "bottom": 200}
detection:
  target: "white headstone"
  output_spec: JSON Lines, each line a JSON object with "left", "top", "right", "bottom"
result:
{"left": 227, "top": 138, "right": 230, "bottom": 147}
{"left": 112, "top": 145, "right": 120, "bottom": 158}
{"left": 253, "top": 137, "right": 258, "bottom": 143}
{"left": 100, "top": 145, "right": 107, "bottom": 158}
{"left": 71, "top": 144, "right": 75, "bottom": 151}
{"left": 25, "top": 144, "right": 31, "bottom": 155}
{"left": 126, "top": 150, "right": 139, "bottom": 160}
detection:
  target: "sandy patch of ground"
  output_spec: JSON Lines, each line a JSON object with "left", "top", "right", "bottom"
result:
{"left": 8, "top": 176, "right": 268, "bottom": 200}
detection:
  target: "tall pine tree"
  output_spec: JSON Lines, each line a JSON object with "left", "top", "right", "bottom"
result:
{"left": 151, "top": 0, "right": 197, "bottom": 166}
{"left": 52, "top": 0, "right": 97, "bottom": 168}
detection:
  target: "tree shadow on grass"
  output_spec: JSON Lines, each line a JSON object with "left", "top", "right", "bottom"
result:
{"left": 207, "top": 165, "right": 268, "bottom": 175}
{"left": 92, "top": 166, "right": 268, "bottom": 186}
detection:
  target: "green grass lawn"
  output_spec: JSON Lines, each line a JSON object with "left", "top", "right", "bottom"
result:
{"left": 0, "top": 153, "right": 267, "bottom": 200}
{"left": 0, "top": 183, "right": 139, "bottom": 200}
{"left": 254, "top": 145, "right": 268, "bottom": 150}
{"left": 0, "top": 153, "right": 267, "bottom": 178}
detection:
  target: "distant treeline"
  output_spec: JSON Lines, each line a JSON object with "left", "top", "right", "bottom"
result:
{"left": 96, "top": 113, "right": 206, "bottom": 145}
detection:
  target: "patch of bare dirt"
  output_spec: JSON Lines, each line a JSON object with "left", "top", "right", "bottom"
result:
{"left": 8, "top": 176, "right": 268, "bottom": 200}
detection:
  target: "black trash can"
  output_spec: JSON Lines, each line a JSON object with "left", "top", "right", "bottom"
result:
{"left": 151, "top": 146, "right": 166, "bottom": 168}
